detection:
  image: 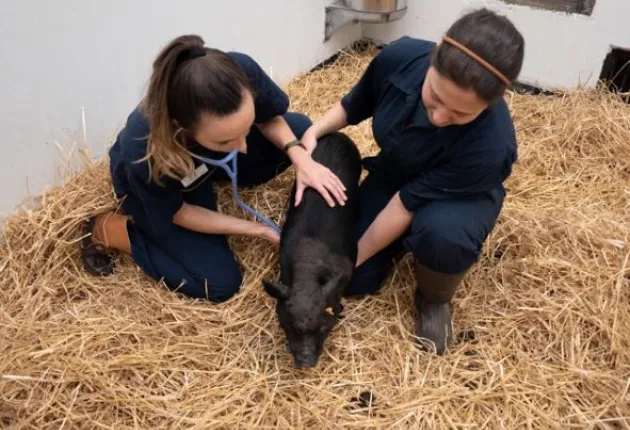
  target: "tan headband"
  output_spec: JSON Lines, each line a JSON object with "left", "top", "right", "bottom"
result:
{"left": 442, "top": 36, "right": 510, "bottom": 86}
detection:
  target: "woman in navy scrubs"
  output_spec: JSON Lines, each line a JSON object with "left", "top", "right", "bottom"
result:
{"left": 302, "top": 8, "right": 525, "bottom": 354}
{"left": 80, "top": 34, "right": 347, "bottom": 302}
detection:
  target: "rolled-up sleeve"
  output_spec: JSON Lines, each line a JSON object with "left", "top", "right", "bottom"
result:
{"left": 229, "top": 52, "right": 289, "bottom": 124}
{"left": 125, "top": 162, "right": 184, "bottom": 237}
{"left": 399, "top": 139, "right": 515, "bottom": 212}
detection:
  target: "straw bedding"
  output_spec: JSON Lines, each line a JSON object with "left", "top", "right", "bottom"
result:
{"left": 2, "top": 45, "right": 630, "bottom": 429}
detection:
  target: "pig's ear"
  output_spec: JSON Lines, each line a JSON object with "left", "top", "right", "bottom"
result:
{"left": 321, "top": 272, "right": 346, "bottom": 298}
{"left": 262, "top": 279, "right": 290, "bottom": 301}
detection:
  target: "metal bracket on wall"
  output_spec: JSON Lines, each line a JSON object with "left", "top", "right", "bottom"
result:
{"left": 324, "top": 0, "right": 408, "bottom": 41}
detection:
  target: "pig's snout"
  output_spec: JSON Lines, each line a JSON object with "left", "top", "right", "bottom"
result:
{"left": 294, "top": 354, "right": 318, "bottom": 369}
{"left": 291, "top": 337, "right": 320, "bottom": 369}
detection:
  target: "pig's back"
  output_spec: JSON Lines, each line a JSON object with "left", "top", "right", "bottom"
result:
{"left": 311, "top": 132, "right": 363, "bottom": 186}
{"left": 281, "top": 132, "right": 362, "bottom": 259}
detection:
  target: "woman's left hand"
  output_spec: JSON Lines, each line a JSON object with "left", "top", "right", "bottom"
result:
{"left": 294, "top": 156, "right": 347, "bottom": 207}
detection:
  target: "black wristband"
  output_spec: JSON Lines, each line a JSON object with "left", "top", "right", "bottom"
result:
{"left": 283, "top": 139, "right": 306, "bottom": 152}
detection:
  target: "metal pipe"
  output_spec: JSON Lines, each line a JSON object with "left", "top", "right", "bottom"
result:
{"left": 325, "top": 0, "right": 408, "bottom": 41}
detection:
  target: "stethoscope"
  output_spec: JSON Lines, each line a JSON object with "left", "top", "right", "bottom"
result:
{"left": 196, "top": 150, "right": 282, "bottom": 234}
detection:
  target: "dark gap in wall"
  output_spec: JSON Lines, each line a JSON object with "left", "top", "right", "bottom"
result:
{"left": 499, "top": 0, "right": 596, "bottom": 16}
{"left": 599, "top": 47, "right": 630, "bottom": 103}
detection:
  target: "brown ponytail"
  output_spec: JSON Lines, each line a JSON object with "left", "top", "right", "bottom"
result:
{"left": 137, "top": 34, "right": 252, "bottom": 184}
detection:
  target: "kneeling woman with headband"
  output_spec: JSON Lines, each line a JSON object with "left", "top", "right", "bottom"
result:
{"left": 300, "top": 7, "right": 525, "bottom": 354}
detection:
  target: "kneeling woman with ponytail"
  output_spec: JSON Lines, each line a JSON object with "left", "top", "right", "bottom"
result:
{"left": 80, "top": 35, "right": 347, "bottom": 302}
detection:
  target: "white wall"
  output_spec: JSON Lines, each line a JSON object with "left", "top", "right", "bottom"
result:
{"left": 595, "top": 0, "right": 630, "bottom": 49}
{"left": 363, "top": 0, "right": 630, "bottom": 90}
{"left": 0, "top": 0, "right": 361, "bottom": 217}
{"left": 2, "top": 0, "right": 629, "bottom": 217}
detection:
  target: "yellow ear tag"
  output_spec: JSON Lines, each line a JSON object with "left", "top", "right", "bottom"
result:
{"left": 325, "top": 307, "right": 334, "bottom": 316}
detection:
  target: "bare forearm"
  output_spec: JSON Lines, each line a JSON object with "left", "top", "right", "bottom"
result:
{"left": 356, "top": 192, "right": 413, "bottom": 267}
{"left": 256, "top": 115, "right": 309, "bottom": 165}
{"left": 308, "top": 101, "right": 349, "bottom": 139}
{"left": 173, "top": 202, "right": 262, "bottom": 237}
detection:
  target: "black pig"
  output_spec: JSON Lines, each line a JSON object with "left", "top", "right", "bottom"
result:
{"left": 262, "top": 131, "right": 362, "bottom": 368}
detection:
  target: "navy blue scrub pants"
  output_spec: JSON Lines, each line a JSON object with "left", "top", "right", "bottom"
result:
{"left": 344, "top": 173, "right": 505, "bottom": 297}
{"left": 124, "top": 112, "right": 312, "bottom": 302}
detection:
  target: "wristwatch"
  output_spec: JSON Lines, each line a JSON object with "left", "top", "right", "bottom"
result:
{"left": 283, "top": 139, "right": 307, "bottom": 152}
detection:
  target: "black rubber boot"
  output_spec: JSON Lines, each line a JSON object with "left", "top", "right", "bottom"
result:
{"left": 413, "top": 261, "right": 467, "bottom": 355}
{"left": 80, "top": 216, "right": 115, "bottom": 276}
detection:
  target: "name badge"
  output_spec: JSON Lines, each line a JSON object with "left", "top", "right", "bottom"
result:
{"left": 180, "top": 163, "right": 209, "bottom": 188}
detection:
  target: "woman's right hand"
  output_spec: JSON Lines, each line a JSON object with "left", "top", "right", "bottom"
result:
{"left": 256, "top": 224, "right": 281, "bottom": 246}
{"left": 173, "top": 203, "right": 282, "bottom": 245}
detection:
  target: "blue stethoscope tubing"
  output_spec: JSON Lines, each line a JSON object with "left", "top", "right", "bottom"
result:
{"left": 196, "top": 150, "right": 282, "bottom": 234}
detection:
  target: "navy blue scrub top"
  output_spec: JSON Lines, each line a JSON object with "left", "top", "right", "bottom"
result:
{"left": 108, "top": 52, "right": 290, "bottom": 237}
{"left": 340, "top": 36, "right": 518, "bottom": 212}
